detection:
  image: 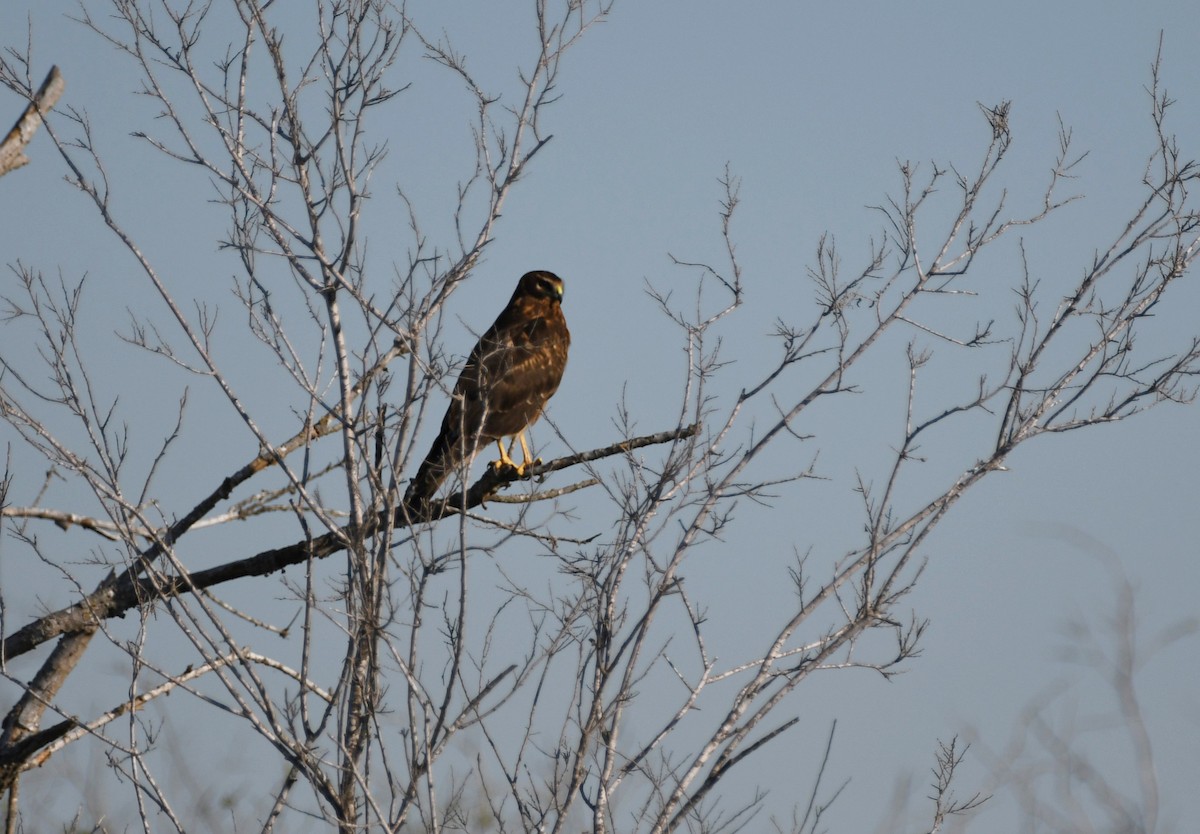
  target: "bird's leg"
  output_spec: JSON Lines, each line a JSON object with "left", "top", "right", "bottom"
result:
{"left": 491, "top": 438, "right": 518, "bottom": 472}
{"left": 489, "top": 432, "right": 540, "bottom": 477}
{"left": 517, "top": 431, "right": 541, "bottom": 472}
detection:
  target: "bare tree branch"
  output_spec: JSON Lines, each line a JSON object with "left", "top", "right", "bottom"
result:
{"left": 0, "top": 65, "right": 62, "bottom": 177}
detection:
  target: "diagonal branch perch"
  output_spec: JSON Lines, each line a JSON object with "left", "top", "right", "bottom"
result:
{"left": 0, "top": 423, "right": 700, "bottom": 662}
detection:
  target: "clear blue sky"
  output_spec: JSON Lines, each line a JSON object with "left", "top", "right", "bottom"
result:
{"left": 2, "top": 2, "right": 1198, "bottom": 831}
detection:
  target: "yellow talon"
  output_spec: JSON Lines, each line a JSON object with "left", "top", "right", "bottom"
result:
{"left": 517, "top": 432, "right": 543, "bottom": 473}
{"left": 489, "top": 432, "right": 540, "bottom": 477}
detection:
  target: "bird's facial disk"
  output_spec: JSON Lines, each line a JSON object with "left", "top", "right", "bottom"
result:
{"left": 524, "top": 271, "right": 564, "bottom": 302}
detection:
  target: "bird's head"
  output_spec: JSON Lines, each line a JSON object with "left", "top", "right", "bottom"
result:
{"left": 514, "top": 270, "right": 564, "bottom": 304}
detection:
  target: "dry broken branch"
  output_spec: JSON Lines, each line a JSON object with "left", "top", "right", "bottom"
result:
{"left": 0, "top": 66, "right": 63, "bottom": 177}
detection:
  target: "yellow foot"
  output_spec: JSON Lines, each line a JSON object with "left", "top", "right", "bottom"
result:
{"left": 489, "top": 434, "right": 543, "bottom": 478}
{"left": 489, "top": 437, "right": 518, "bottom": 472}
{"left": 489, "top": 458, "right": 520, "bottom": 474}
{"left": 488, "top": 456, "right": 541, "bottom": 478}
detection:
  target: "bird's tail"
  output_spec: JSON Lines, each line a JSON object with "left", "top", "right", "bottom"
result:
{"left": 403, "top": 433, "right": 462, "bottom": 518}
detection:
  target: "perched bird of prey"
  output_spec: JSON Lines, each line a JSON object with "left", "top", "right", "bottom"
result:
{"left": 404, "top": 270, "right": 570, "bottom": 515}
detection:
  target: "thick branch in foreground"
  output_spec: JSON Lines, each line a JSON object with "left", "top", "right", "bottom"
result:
{"left": 0, "top": 424, "right": 697, "bottom": 663}
{"left": 0, "top": 66, "right": 63, "bottom": 177}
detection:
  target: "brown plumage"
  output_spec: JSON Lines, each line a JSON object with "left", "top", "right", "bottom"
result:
{"left": 404, "top": 270, "right": 570, "bottom": 514}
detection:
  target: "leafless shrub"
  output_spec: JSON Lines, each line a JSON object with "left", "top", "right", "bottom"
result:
{"left": 1, "top": 5, "right": 1197, "bottom": 833}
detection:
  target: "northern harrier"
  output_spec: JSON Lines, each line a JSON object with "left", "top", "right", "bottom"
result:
{"left": 404, "top": 270, "right": 570, "bottom": 514}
